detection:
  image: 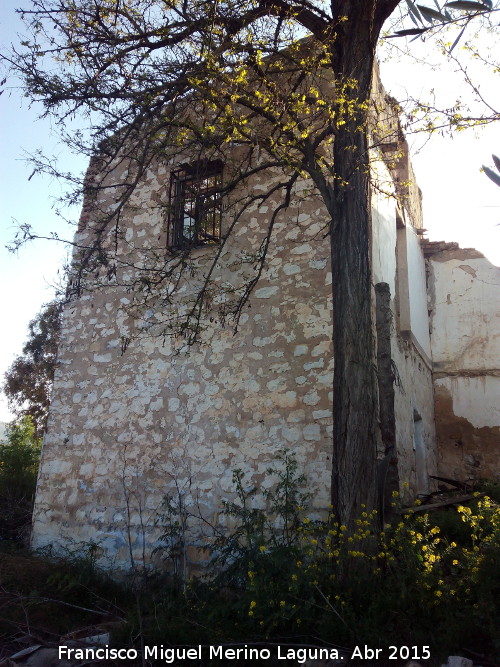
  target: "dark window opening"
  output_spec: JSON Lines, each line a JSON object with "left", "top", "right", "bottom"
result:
{"left": 168, "top": 159, "right": 223, "bottom": 250}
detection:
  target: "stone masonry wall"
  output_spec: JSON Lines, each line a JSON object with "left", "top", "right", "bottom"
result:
{"left": 32, "top": 133, "right": 436, "bottom": 571}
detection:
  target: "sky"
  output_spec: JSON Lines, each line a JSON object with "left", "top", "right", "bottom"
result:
{"left": 0, "top": 1, "right": 499, "bottom": 424}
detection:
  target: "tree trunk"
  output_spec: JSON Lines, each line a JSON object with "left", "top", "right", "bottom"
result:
{"left": 329, "top": 119, "right": 378, "bottom": 526}
{"left": 327, "top": 0, "right": 399, "bottom": 526}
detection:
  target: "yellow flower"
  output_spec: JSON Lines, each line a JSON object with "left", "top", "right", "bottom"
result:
{"left": 435, "top": 590, "right": 442, "bottom": 597}
{"left": 250, "top": 600, "right": 257, "bottom": 608}
{"left": 259, "top": 545, "right": 266, "bottom": 552}
{"left": 279, "top": 600, "right": 286, "bottom": 607}
{"left": 452, "top": 559, "right": 459, "bottom": 565}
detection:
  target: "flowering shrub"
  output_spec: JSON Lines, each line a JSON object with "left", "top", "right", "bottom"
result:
{"left": 200, "top": 457, "right": 500, "bottom": 660}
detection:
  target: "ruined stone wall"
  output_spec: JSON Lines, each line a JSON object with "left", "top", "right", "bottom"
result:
{"left": 426, "top": 242, "right": 500, "bottom": 482}
{"left": 31, "top": 135, "right": 436, "bottom": 571}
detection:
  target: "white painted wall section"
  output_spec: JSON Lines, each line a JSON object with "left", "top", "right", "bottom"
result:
{"left": 406, "top": 226, "right": 432, "bottom": 359}
{"left": 430, "top": 255, "right": 500, "bottom": 371}
{"left": 435, "top": 375, "right": 500, "bottom": 429}
{"left": 371, "top": 179, "right": 397, "bottom": 293}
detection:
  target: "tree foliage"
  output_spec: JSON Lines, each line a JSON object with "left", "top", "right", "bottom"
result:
{"left": 1, "top": 0, "right": 498, "bottom": 526}
{"left": 483, "top": 153, "right": 500, "bottom": 186}
{"left": 3, "top": 300, "right": 62, "bottom": 436}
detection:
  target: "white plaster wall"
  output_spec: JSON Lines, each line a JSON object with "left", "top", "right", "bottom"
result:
{"left": 391, "top": 334, "right": 436, "bottom": 499}
{"left": 435, "top": 375, "right": 500, "bottom": 429}
{"left": 430, "top": 254, "right": 500, "bottom": 372}
{"left": 429, "top": 249, "right": 500, "bottom": 481}
{"left": 371, "top": 190, "right": 397, "bottom": 293}
{"left": 371, "top": 164, "right": 436, "bottom": 499}
{"left": 406, "top": 226, "right": 432, "bottom": 359}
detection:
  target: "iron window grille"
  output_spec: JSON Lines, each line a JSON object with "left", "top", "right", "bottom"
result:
{"left": 168, "top": 159, "right": 223, "bottom": 250}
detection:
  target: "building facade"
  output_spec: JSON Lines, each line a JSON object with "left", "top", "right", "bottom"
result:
{"left": 30, "top": 73, "right": 498, "bottom": 570}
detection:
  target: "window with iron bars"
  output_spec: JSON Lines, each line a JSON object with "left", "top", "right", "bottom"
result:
{"left": 168, "top": 160, "right": 223, "bottom": 250}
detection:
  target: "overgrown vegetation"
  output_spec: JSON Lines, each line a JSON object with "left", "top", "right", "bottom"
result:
{"left": 0, "top": 452, "right": 498, "bottom": 664}
{"left": 0, "top": 416, "right": 41, "bottom": 543}
{"left": 0, "top": 545, "right": 132, "bottom": 658}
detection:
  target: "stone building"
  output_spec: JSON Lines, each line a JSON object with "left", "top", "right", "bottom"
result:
{"left": 30, "top": 69, "right": 499, "bottom": 570}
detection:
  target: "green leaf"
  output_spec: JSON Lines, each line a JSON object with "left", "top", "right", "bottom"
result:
{"left": 417, "top": 5, "right": 448, "bottom": 21}
{"left": 483, "top": 166, "right": 500, "bottom": 187}
{"left": 449, "top": 24, "right": 467, "bottom": 52}
{"left": 389, "top": 27, "right": 428, "bottom": 36}
{"left": 445, "top": 0, "right": 489, "bottom": 11}
{"left": 492, "top": 154, "right": 500, "bottom": 172}
{"left": 408, "top": 8, "right": 421, "bottom": 25}
{"left": 407, "top": 0, "right": 424, "bottom": 24}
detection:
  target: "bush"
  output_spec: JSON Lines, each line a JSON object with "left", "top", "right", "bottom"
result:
{"left": 0, "top": 416, "right": 41, "bottom": 543}
{"left": 1, "top": 450, "right": 497, "bottom": 665}
{"left": 146, "top": 453, "right": 500, "bottom": 662}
